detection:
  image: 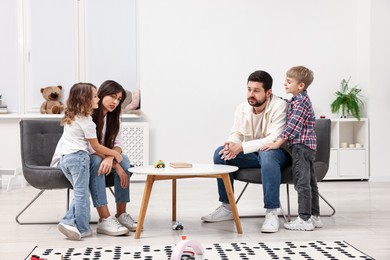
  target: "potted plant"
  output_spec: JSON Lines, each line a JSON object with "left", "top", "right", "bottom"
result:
{"left": 330, "top": 77, "right": 363, "bottom": 120}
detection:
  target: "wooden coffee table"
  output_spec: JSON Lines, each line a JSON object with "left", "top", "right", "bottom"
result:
{"left": 130, "top": 164, "right": 241, "bottom": 239}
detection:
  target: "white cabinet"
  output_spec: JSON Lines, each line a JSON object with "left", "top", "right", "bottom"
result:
{"left": 325, "top": 118, "right": 369, "bottom": 180}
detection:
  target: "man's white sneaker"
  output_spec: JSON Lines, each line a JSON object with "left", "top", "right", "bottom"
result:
{"left": 58, "top": 223, "right": 81, "bottom": 241}
{"left": 97, "top": 216, "right": 130, "bottom": 236}
{"left": 311, "top": 215, "right": 323, "bottom": 228}
{"left": 284, "top": 216, "right": 315, "bottom": 231}
{"left": 201, "top": 205, "right": 233, "bottom": 222}
{"left": 261, "top": 210, "right": 279, "bottom": 233}
{"left": 117, "top": 213, "right": 137, "bottom": 231}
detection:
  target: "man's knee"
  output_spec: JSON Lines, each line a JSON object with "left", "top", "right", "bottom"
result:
{"left": 258, "top": 149, "right": 285, "bottom": 166}
{"left": 213, "top": 146, "right": 225, "bottom": 164}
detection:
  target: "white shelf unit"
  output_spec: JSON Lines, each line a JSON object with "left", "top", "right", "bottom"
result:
{"left": 325, "top": 118, "right": 369, "bottom": 180}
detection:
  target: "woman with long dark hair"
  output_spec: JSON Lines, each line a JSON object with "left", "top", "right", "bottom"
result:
{"left": 89, "top": 80, "right": 137, "bottom": 236}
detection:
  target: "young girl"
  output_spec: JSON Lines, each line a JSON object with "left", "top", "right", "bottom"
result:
{"left": 89, "top": 80, "right": 137, "bottom": 236}
{"left": 53, "top": 83, "right": 122, "bottom": 240}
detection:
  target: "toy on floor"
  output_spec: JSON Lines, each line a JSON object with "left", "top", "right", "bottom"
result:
{"left": 30, "top": 255, "right": 45, "bottom": 260}
{"left": 171, "top": 236, "right": 204, "bottom": 260}
{"left": 154, "top": 160, "right": 165, "bottom": 168}
{"left": 172, "top": 221, "right": 184, "bottom": 230}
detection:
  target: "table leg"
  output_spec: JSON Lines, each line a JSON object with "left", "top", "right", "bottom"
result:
{"left": 134, "top": 175, "right": 155, "bottom": 239}
{"left": 221, "top": 173, "right": 243, "bottom": 234}
{"left": 172, "top": 179, "right": 176, "bottom": 221}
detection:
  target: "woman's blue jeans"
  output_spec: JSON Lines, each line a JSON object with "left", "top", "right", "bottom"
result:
{"left": 89, "top": 153, "right": 132, "bottom": 207}
{"left": 214, "top": 146, "right": 291, "bottom": 209}
{"left": 59, "top": 150, "right": 91, "bottom": 234}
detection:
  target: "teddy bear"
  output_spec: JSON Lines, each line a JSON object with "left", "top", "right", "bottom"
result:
{"left": 40, "top": 85, "right": 65, "bottom": 114}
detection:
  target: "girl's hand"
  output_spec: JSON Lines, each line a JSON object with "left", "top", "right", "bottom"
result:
{"left": 98, "top": 156, "right": 114, "bottom": 176}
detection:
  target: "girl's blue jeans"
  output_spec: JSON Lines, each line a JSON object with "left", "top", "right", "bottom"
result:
{"left": 59, "top": 150, "right": 91, "bottom": 234}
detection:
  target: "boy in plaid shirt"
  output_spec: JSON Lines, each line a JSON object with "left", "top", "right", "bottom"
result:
{"left": 262, "top": 66, "right": 322, "bottom": 231}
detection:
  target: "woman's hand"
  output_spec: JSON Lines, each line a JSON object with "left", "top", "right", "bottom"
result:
{"left": 114, "top": 164, "right": 129, "bottom": 189}
{"left": 98, "top": 156, "right": 114, "bottom": 176}
{"left": 113, "top": 151, "right": 123, "bottom": 163}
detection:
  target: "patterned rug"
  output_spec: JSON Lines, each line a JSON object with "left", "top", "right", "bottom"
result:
{"left": 27, "top": 240, "right": 374, "bottom": 260}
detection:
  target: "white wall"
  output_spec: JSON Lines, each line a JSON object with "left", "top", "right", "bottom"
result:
{"left": 368, "top": 0, "right": 390, "bottom": 181}
{"left": 1, "top": 0, "right": 389, "bottom": 181}
{"left": 138, "top": 0, "right": 390, "bottom": 180}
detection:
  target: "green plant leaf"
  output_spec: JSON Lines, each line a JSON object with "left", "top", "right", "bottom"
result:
{"left": 330, "top": 77, "right": 363, "bottom": 120}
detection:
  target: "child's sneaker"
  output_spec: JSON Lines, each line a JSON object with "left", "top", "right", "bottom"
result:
{"left": 117, "top": 213, "right": 137, "bottom": 231}
{"left": 58, "top": 223, "right": 81, "bottom": 240}
{"left": 284, "top": 216, "right": 315, "bottom": 231}
{"left": 97, "top": 216, "right": 129, "bottom": 236}
{"left": 81, "top": 228, "right": 93, "bottom": 238}
{"left": 311, "top": 215, "right": 323, "bottom": 228}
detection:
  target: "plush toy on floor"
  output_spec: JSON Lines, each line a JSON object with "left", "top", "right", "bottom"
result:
{"left": 40, "top": 85, "right": 65, "bottom": 114}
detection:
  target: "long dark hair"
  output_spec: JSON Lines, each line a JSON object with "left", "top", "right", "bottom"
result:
{"left": 92, "top": 80, "right": 127, "bottom": 148}
{"left": 62, "top": 83, "right": 96, "bottom": 125}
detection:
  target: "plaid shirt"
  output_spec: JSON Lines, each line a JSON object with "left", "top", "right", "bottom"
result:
{"left": 282, "top": 91, "right": 316, "bottom": 150}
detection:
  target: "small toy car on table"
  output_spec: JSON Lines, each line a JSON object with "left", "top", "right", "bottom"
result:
{"left": 154, "top": 160, "right": 165, "bottom": 168}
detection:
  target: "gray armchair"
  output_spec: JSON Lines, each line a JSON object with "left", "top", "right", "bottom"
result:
{"left": 16, "top": 119, "right": 71, "bottom": 224}
{"left": 233, "top": 118, "right": 335, "bottom": 221}
{"left": 17, "top": 119, "right": 116, "bottom": 225}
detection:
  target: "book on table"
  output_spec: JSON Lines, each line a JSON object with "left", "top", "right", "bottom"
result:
{"left": 169, "top": 162, "right": 192, "bottom": 168}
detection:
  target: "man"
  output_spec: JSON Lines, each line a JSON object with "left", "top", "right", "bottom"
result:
{"left": 201, "top": 70, "right": 291, "bottom": 233}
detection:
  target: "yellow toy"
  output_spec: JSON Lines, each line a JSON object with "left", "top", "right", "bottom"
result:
{"left": 154, "top": 160, "right": 165, "bottom": 168}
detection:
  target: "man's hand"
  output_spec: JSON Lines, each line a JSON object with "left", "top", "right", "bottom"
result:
{"left": 219, "top": 142, "right": 243, "bottom": 160}
{"left": 261, "top": 138, "right": 284, "bottom": 151}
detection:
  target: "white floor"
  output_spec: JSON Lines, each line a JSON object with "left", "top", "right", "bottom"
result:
{"left": 1, "top": 179, "right": 389, "bottom": 259}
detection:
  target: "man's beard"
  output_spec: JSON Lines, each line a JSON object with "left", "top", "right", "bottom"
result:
{"left": 247, "top": 97, "right": 266, "bottom": 107}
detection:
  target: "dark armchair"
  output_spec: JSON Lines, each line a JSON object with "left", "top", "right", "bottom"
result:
{"left": 16, "top": 119, "right": 115, "bottom": 225}
{"left": 16, "top": 119, "right": 71, "bottom": 224}
{"left": 233, "top": 118, "right": 335, "bottom": 221}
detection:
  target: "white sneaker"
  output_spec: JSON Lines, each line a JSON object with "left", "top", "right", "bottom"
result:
{"left": 201, "top": 205, "right": 233, "bottom": 222}
{"left": 58, "top": 223, "right": 81, "bottom": 240}
{"left": 284, "top": 216, "right": 315, "bottom": 231}
{"left": 117, "top": 213, "right": 137, "bottom": 231}
{"left": 311, "top": 215, "right": 323, "bottom": 228}
{"left": 261, "top": 209, "right": 279, "bottom": 233}
{"left": 81, "top": 228, "right": 93, "bottom": 238}
{"left": 97, "top": 216, "right": 130, "bottom": 236}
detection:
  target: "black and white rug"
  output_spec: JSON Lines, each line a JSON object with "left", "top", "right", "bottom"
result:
{"left": 27, "top": 240, "right": 374, "bottom": 260}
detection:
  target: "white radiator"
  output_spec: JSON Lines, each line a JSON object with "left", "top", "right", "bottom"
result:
{"left": 121, "top": 122, "right": 149, "bottom": 181}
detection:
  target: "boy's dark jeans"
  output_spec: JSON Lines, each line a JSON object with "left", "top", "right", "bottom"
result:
{"left": 291, "top": 144, "right": 320, "bottom": 221}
